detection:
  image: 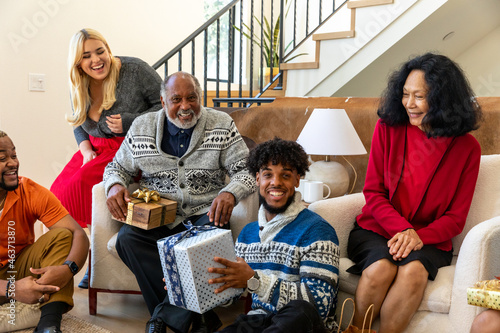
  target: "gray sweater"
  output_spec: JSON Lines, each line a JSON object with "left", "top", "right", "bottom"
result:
{"left": 103, "top": 108, "right": 257, "bottom": 228}
{"left": 73, "top": 56, "right": 162, "bottom": 145}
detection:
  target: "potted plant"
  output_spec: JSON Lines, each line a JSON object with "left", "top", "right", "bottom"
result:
{"left": 235, "top": 7, "right": 307, "bottom": 87}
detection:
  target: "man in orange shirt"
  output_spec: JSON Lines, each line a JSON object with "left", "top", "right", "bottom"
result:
{"left": 0, "top": 130, "right": 89, "bottom": 333}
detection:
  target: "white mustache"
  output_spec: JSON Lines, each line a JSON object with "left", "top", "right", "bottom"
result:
{"left": 178, "top": 109, "right": 194, "bottom": 116}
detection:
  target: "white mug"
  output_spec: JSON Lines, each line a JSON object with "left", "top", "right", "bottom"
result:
{"left": 297, "top": 179, "right": 309, "bottom": 198}
{"left": 303, "top": 181, "right": 331, "bottom": 203}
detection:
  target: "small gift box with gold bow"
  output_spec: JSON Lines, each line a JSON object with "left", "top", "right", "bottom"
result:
{"left": 467, "top": 277, "right": 500, "bottom": 310}
{"left": 116, "top": 188, "right": 177, "bottom": 230}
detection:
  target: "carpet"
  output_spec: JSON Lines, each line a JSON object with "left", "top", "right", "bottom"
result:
{"left": 10, "top": 314, "right": 112, "bottom": 333}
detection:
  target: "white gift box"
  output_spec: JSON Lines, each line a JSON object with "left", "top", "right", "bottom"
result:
{"left": 158, "top": 227, "right": 243, "bottom": 314}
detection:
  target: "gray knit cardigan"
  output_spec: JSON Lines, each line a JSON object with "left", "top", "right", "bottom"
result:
{"left": 103, "top": 107, "right": 257, "bottom": 228}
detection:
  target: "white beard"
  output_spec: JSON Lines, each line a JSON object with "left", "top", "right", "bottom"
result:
{"left": 166, "top": 108, "right": 201, "bottom": 129}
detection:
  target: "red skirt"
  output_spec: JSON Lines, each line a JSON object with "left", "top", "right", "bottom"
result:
{"left": 50, "top": 136, "right": 124, "bottom": 227}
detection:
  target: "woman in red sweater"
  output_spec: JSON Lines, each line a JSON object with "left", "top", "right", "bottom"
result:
{"left": 347, "top": 53, "right": 482, "bottom": 333}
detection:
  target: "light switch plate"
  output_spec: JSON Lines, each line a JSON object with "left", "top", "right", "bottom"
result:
{"left": 29, "top": 73, "right": 46, "bottom": 92}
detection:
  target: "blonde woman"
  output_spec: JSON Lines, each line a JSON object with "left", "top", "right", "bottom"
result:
{"left": 50, "top": 29, "right": 162, "bottom": 286}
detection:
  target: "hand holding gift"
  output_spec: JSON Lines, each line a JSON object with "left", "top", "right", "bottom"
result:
{"left": 208, "top": 257, "right": 254, "bottom": 294}
{"left": 111, "top": 187, "right": 177, "bottom": 229}
{"left": 157, "top": 222, "right": 243, "bottom": 314}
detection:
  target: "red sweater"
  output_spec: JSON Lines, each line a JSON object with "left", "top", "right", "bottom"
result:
{"left": 357, "top": 120, "right": 481, "bottom": 251}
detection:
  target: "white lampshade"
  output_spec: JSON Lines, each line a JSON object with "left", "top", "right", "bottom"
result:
{"left": 296, "top": 108, "right": 367, "bottom": 156}
{"left": 297, "top": 108, "right": 367, "bottom": 198}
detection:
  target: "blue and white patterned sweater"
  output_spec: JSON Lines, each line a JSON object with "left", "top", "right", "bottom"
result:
{"left": 235, "top": 194, "right": 340, "bottom": 330}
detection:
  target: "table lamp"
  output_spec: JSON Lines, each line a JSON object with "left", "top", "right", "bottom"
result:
{"left": 296, "top": 108, "right": 367, "bottom": 197}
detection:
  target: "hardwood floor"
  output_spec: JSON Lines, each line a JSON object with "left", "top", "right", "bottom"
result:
{"left": 67, "top": 229, "right": 245, "bottom": 332}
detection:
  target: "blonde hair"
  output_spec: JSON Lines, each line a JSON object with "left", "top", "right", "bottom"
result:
{"left": 66, "top": 28, "right": 120, "bottom": 127}
{"left": 0, "top": 130, "right": 7, "bottom": 138}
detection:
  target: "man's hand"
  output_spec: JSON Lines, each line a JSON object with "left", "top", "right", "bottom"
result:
{"left": 106, "top": 184, "right": 130, "bottom": 221}
{"left": 387, "top": 228, "right": 423, "bottom": 261}
{"left": 106, "top": 114, "right": 123, "bottom": 134}
{"left": 13, "top": 276, "right": 59, "bottom": 304}
{"left": 207, "top": 192, "right": 235, "bottom": 227}
{"left": 30, "top": 266, "right": 73, "bottom": 290}
{"left": 207, "top": 257, "right": 254, "bottom": 294}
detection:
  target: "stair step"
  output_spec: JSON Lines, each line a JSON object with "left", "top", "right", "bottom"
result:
{"left": 280, "top": 61, "right": 319, "bottom": 70}
{"left": 347, "top": 0, "right": 393, "bottom": 9}
{"left": 313, "top": 30, "right": 355, "bottom": 41}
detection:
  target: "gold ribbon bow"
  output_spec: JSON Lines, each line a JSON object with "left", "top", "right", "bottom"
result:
{"left": 474, "top": 277, "right": 500, "bottom": 291}
{"left": 131, "top": 188, "right": 161, "bottom": 204}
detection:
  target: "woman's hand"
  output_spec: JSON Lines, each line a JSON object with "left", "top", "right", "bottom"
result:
{"left": 387, "top": 228, "right": 423, "bottom": 261}
{"left": 79, "top": 140, "right": 96, "bottom": 166}
{"left": 106, "top": 114, "right": 123, "bottom": 134}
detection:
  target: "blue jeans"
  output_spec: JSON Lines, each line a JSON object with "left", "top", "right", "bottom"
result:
{"left": 218, "top": 300, "right": 328, "bottom": 333}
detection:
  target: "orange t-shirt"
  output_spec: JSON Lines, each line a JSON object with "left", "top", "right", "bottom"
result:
{"left": 0, "top": 177, "right": 69, "bottom": 269}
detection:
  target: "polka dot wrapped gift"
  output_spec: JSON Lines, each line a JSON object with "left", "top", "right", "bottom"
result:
{"left": 157, "top": 222, "right": 243, "bottom": 314}
{"left": 467, "top": 278, "right": 500, "bottom": 310}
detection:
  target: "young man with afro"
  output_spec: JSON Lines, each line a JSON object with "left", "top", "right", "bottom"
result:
{"left": 208, "top": 137, "right": 340, "bottom": 332}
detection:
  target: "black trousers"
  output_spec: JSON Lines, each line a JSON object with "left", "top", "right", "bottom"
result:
{"left": 218, "top": 300, "right": 328, "bottom": 333}
{"left": 116, "top": 214, "right": 215, "bottom": 333}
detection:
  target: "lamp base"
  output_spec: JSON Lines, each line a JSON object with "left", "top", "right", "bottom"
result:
{"left": 305, "top": 160, "right": 349, "bottom": 198}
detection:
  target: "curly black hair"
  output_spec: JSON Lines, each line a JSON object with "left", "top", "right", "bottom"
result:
{"left": 377, "top": 53, "right": 482, "bottom": 137}
{"left": 247, "top": 137, "right": 310, "bottom": 177}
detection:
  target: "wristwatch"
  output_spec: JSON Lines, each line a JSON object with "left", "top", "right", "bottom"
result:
{"left": 63, "top": 260, "right": 79, "bottom": 275}
{"left": 247, "top": 272, "right": 260, "bottom": 293}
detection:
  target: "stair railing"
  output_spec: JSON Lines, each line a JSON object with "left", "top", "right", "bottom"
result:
{"left": 153, "top": 0, "right": 347, "bottom": 108}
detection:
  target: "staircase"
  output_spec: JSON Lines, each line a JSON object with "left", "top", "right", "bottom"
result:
{"left": 152, "top": 0, "right": 349, "bottom": 108}
{"left": 152, "top": 0, "right": 447, "bottom": 107}
{"left": 282, "top": 0, "right": 451, "bottom": 97}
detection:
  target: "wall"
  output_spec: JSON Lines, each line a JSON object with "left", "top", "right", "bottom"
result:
{"left": 458, "top": 27, "right": 500, "bottom": 97}
{"left": 333, "top": 2, "right": 500, "bottom": 98}
{"left": 0, "top": 0, "right": 204, "bottom": 188}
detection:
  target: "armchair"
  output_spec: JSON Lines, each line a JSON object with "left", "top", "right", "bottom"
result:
{"left": 89, "top": 182, "right": 259, "bottom": 315}
{"left": 308, "top": 154, "right": 500, "bottom": 332}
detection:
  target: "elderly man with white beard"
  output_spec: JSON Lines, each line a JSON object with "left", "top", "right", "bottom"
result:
{"left": 103, "top": 72, "right": 256, "bottom": 333}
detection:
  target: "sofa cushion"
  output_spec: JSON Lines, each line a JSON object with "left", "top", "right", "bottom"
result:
{"left": 420, "top": 265, "right": 454, "bottom": 313}
{"left": 107, "top": 232, "right": 121, "bottom": 260}
{"left": 453, "top": 154, "right": 500, "bottom": 255}
{"left": 338, "top": 257, "right": 359, "bottom": 295}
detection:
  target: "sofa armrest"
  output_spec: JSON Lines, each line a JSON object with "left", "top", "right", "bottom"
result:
{"left": 449, "top": 216, "right": 500, "bottom": 332}
{"left": 91, "top": 182, "right": 121, "bottom": 244}
{"left": 90, "top": 182, "right": 140, "bottom": 290}
{"left": 308, "top": 193, "right": 365, "bottom": 258}
{"left": 229, "top": 191, "right": 259, "bottom": 242}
